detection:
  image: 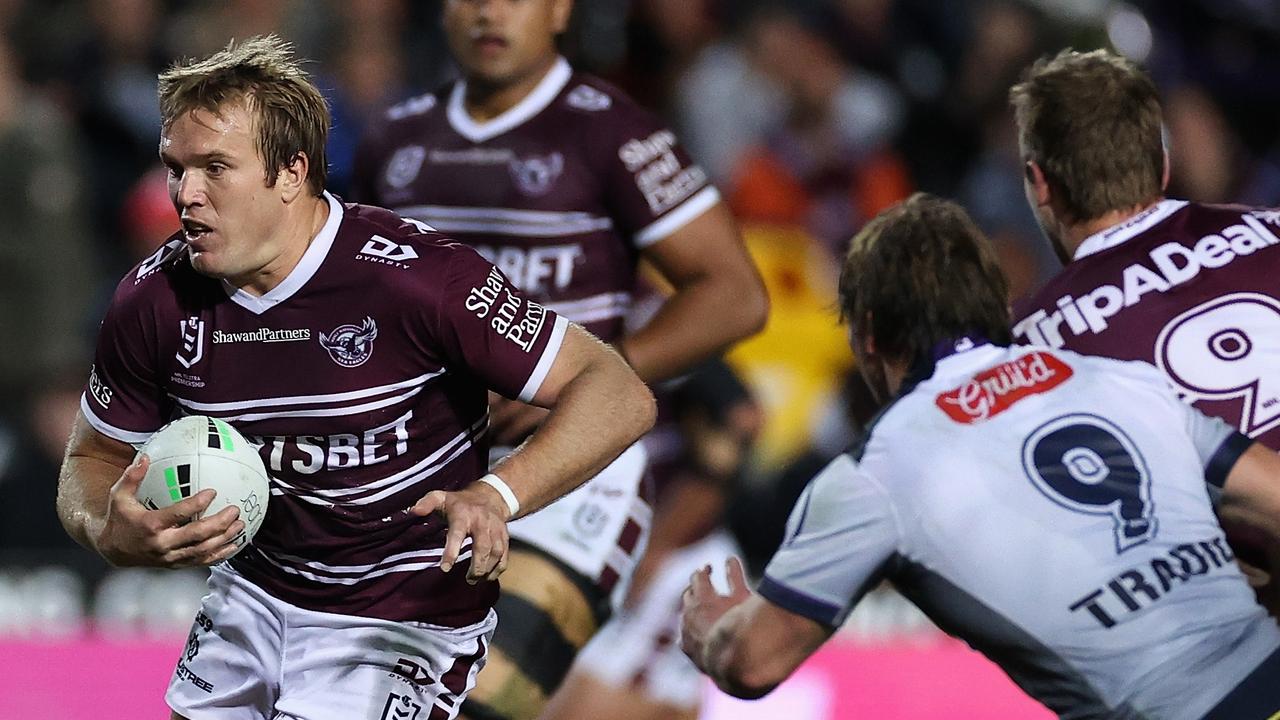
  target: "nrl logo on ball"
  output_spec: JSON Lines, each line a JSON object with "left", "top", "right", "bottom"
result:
{"left": 320, "top": 317, "right": 379, "bottom": 367}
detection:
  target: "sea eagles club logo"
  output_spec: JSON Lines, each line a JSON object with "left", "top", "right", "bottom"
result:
{"left": 320, "top": 317, "right": 378, "bottom": 367}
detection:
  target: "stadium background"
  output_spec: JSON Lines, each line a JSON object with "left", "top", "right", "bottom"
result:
{"left": 1, "top": 0, "right": 1278, "bottom": 717}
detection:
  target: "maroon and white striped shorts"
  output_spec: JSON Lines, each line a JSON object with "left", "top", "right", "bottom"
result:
{"left": 166, "top": 564, "right": 495, "bottom": 720}
{"left": 500, "top": 441, "right": 652, "bottom": 610}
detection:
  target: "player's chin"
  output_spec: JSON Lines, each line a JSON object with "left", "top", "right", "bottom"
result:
{"left": 188, "top": 250, "right": 231, "bottom": 279}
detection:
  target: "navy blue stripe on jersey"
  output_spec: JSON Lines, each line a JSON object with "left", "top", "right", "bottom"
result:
{"left": 758, "top": 574, "right": 842, "bottom": 627}
{"left": 1205, "top": 432, "right": 1253, "bottom": 488}
{"left": 1202, "top": 646, "right": 1280, "bottom": 719}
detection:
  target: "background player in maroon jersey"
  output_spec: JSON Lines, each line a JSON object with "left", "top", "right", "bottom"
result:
{"left": 55, "top": 36, "right": 655, "bottom": 720}
{"left": 353, "top": 2, "right": 767, "bottom": 718}
{"left": 1009, "top": 48, "right": 1280, "bottom": 605}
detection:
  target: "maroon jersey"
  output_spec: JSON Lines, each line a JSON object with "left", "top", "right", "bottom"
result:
{"left": 352, "top": 57, "right": 719, "bottom": 343}
{"left": 1012, "top": 199, "right": 1280, "bottom": 449}
{"left": 80, "top": 193, "right": 568, "bottom": 626}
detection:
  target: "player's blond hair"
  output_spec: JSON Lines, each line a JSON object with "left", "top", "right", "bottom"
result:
{"left": 1009, "top": 48, "right": 1164, "bottom": 223}
{"left": 838, "top": 193, "right": 1011, "bottom": 363}
{"left": 158, "top": 35, "right": 330, "bottom": 195}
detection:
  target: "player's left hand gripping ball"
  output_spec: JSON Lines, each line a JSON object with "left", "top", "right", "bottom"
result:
{"left": 135, "top": 415, "right": 271, "bottom": 557}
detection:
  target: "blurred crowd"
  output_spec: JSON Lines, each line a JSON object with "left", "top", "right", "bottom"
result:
{"left": 2, "top": 0, "right": 1280, "bottom": 631}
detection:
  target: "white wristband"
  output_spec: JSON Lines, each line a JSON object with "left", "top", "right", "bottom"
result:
{"left": 478, "top": 473, "right": 520, "bottom": 517}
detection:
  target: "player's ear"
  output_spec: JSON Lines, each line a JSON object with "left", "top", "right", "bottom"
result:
{"left": 551, "top": 0, "right": 572, "bottom": 34}
{"left": 1025, "top": 160, "right": 1052, "bottom": 209}
{"left": 278, "top": 151, "right": 310, "bottom": 203}
{"left": 1161, "top": 150, "right": 1170, "bottom": 192}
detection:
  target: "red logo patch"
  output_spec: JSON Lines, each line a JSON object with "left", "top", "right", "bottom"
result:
{"left": 936, "top": 351, "right": 1074, "bottom": 424}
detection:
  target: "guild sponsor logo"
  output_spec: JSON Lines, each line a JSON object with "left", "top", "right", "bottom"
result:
{"left": 319, "top": 317, "right": 378, "bottom": 367}
{"left": 384, "top": 145, "right": 427, "bottom": 189}
{"left": 379, "top": 693, "right": 423, "bottom": 720}
{"left": 211, "top": 327, "right": 312, "bottom": 344}
{"left": 1015, "top": 212, "right": 1280, "bottom": 346}
{"left": 88, "top": 365, "right": 113, "bottom": 407}
{"left": 385, "top": 94, "right": 437, "bottom": 121}
{"left": 936, "top": 352, "right": 1074, "bottom": 423}
{"left": 509, "top": 152, "right": 564, "bottom": 196}
{"left": 358, "top": 234, "right": 420, "bottom": 267}
{"left": 176, "top": 316, "right": 206, "bottom": 368}
{"left": 566, "top": 84, "right": 612, "bottom": 111}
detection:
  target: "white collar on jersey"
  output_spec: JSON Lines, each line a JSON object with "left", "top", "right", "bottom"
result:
{"left": 446, "top": 56, "right": 573, "bottom": 143}
{"left": 221, "top": 191, "right": 344, "bottom": 315}
{"left": 1072, "top": 199, "right": 1189, "bottom": 261}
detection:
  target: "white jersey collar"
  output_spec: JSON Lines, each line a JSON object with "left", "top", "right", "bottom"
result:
{"left": 447, "top": 57, "right": 572, "bottom": 143}
{"left": 1073, "top": 199, "right": 1189, "bottom": 261}
{"left": 222, "top": 191, "right": 343, "bottom": 315}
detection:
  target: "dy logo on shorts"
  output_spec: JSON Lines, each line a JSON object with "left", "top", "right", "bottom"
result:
{"left": 319, "top": 317, "right": 378, "bottom": 367}
{"left": 379, "top": 692, "right": 423, "bottom": 720}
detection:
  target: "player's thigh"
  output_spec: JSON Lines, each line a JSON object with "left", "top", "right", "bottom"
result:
{"left": 461, "top": 545, "right": 608, "bottom": 720}
{"left": 538, "top": 672, "right": 698, "bottom": 720}
{"left": 165, "top": 567, "right": 281, "bottom": 720}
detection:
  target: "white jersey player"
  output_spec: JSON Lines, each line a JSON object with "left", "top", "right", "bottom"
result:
{"left": 680, "top": 194, "right": 1280, "bottom": 720}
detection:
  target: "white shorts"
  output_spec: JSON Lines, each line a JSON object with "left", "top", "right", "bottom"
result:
{"left": 574, "top": 530, "right": 738, "bottom": 709}
{"left": 166, "top": 565, "right": 496, "bottom": 720}
{"left": 495, "top": 441, "right": 651, "bottom": 609}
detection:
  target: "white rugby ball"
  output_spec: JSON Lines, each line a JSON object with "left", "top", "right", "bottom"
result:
{"left": 136, "top": 415, "right": 269, "bottom": 558}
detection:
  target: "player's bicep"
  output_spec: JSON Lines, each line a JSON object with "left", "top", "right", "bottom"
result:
{"left": 434, "top": 248, "right": 569, "bottom": 401}
{"left": 640, "top": 200, "right": 754, "bottom": 288}
{"left": 1180, "top": 402, "right": 1253, "bottom": 489}
{"left": 66, "top": 409, "right": 136, "bottom": 469}
{"left": 524, "top": 323, "right": 625, "bottom": 409}
{"left": 760, "top": 455, "right": 899, "bottom": 628}
{"left": 1217, "top": 442, "right": 1280, "bottom": 539}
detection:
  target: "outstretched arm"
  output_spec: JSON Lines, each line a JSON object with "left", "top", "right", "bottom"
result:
{"left": 681, "top": 557, "right": 832, "bottom": 699}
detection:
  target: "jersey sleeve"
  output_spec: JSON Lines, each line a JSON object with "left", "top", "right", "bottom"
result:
{"left": 435, "top": 245, "right": 569, "bottom": 402}
{"left": 759, "top": 454, "right": 899, "bottom": 628}
{"left": 601, "top": 105, "right": 721, "bottom": 249}
{"left": 1182, "top": 404, "right": 1253, "bottom": 489}
{"left": 80, "top": 283, "right": 170, "bottom": 446}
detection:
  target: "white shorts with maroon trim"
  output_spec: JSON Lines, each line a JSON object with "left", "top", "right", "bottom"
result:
{"left": 574, "top": 530, "right": 738, "bottom": 708}
{"left": 166, "top": 564, "right": 495, "bottom": 720}
{"left": 495, "top": 441, "right": 651, "bottom": 609}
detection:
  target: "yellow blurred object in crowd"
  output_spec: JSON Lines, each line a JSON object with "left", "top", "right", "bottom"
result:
{"left": 726, "top": 224, "right": 853, "bottom": 471}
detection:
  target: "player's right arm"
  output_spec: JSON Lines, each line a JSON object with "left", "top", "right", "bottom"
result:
{"left": 410, "top": 246, "right": 655, "bottom": 583}
{"left": 680, "top": 454, "right": 898, "bottom": 697}
{"left": 57, "top": 413, "right": 244, "bottom": 567}
{"left": 1217, "top": 442, "right": 1280, "bottom": 544}
{"left": 58, "top": 259, "right": 243, "bottom": 568}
